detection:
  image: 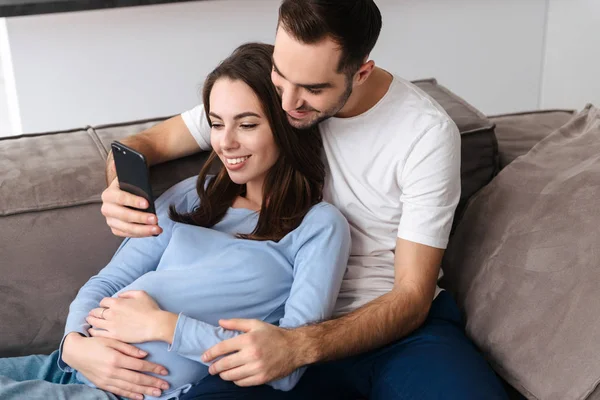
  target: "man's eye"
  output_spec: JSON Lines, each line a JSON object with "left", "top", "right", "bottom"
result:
{"left": 306, "top": 88, "right": 323, "bottom": 95}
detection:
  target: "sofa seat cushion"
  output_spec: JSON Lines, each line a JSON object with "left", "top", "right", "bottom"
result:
{"left": 442, "top": 105, "right": 600, "bottom": 400}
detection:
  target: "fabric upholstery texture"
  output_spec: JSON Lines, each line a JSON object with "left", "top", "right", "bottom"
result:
{"left": 442, "top": 105, "right": 600, "bottom": 400}
{"left": 0, "top": 128, "right": 106, "bottom": 216}
{"left": 490, "top": 109, "right": 575, "bottom": 169}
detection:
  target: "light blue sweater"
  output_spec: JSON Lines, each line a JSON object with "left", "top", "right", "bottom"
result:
{"left": 58, "top": 176, "right": 351, "bottom": 399}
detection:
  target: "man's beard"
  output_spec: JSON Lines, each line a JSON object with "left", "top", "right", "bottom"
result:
{"left": 287, "top": 79, "right": 354, "bottom": 130}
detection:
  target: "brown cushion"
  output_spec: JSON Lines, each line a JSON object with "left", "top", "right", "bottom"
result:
{"left": 413, "top": 78, "right": 498, "bottom": 228}
{"left": 490, "top": 109, "right": 575, "bottom": 169}
{"left": 442, "top": 105, "right": 600, "bottom": 400}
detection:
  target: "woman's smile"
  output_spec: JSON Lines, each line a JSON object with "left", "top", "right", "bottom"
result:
{"left": 224, "top": 155, "right": 252, "bottom": 171}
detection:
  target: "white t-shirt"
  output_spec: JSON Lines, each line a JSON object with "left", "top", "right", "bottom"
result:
{"left": 181, "top": 76, "right": 461, "bottom": 316}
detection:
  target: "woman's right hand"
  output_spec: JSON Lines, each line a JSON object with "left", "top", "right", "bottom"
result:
{"left": 101, "top": 176, "right": 162, "bottom": 238}
{"left": 61, "top": 332, "right": 170, "bottom": 400}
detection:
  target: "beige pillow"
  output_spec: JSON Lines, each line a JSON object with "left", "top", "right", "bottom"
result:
{"left": 442, "top": 105, "right": 600, "bottom": 400}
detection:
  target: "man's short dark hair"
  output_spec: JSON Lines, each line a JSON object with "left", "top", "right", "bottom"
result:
{"left": 278, "top": 0, "right": 382, "bottom": 75}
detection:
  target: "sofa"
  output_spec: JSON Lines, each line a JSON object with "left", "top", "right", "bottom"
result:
{"left": 1, "top": 79, "right": 598, "bottom": 400}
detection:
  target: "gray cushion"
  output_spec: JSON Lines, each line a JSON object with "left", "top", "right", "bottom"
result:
{"left": 442, "top": 105, "right": 600, "bottom": 400}
{"left": 0, "top": 128, "right": 106, "bottom": 216}
{"left": 490, "top": 109, "right": 575, "bottom": 169}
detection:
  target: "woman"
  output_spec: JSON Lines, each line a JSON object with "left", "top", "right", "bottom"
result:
{"left": 0, "top": 43, "right": 350, "bottom": 400}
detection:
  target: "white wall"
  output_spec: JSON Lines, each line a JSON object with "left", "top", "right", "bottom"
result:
{"left": 0, "top": 18, "right": 13, "bottom": 136}
{"left": 5, "top": 0, "right": 281, "bottom": 135}
{"left": 2, "top": 0, "right": 594, "bottom": 135}
{"left": 0, "top": 55, "right": 9, "bottom": 136}
{"left": 540, "top": 0, "right": 600, "bottom": 110}
{"left": 373, "top": 0, "right": 548, "bottom": 115}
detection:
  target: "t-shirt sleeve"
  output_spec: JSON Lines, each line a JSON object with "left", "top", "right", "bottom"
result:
{"left": 181, "top": 104, "right": 212, "bottom": 151}
{"left": 397, "top": 120, "right": 461, "bottom": 249}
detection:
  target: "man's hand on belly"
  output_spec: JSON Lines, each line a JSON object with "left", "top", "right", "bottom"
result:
{"left": 62, "top": 332, "right": 170, "bottom": 399}
{"left": 201, "top": 319, "right": 303, "bottom": 387}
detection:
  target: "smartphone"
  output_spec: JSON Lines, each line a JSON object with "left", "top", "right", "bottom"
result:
{"left": 111, "top": 141, "right": 156, "bottom": 215}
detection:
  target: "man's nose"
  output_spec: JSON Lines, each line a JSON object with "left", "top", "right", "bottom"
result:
{"left": 281, "top": 87, "right": 303, "bottom": 112}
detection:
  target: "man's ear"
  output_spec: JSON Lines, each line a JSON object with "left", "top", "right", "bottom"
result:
{"left": 354, "top": 60, "right": 376, "bottom": 86}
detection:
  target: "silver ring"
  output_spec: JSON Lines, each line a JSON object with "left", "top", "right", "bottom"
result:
{"left": 100, "top": 308, "right": 107, "bottom": 319}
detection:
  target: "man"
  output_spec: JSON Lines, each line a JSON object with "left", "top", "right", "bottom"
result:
{"left": 67, "top": 1, "right": 508, "bottom": 399}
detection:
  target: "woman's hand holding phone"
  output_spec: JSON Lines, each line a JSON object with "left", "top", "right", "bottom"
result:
{"left": 101, "top": 176, "right": 163, "bottom": 238}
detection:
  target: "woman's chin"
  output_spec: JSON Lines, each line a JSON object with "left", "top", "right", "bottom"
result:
{"left": 227, "top": 173, "right": 249, "bottom": 185}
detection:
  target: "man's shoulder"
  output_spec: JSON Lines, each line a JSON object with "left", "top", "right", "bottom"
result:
{"left": 351, "top": 75, "right": 456, "bottom": 148}
{"left": 386, "top": 76, "right": 454, "bottom": 129}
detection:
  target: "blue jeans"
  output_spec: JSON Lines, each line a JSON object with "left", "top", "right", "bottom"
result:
{"left": 182, "top": 291, "right": 508, "bottom": 400}
{"left": 0, "top": 350, "right": 118, "bottom": 400}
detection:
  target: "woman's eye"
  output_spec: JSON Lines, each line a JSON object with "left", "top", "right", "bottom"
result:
{"left": 211, "top": 123, "right": 224, "bottom": 129}
{"left": 241, "top": 124, "right": 257, "bottom": 129}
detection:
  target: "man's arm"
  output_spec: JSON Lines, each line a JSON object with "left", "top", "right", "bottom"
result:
{"left": 295, "top": 238, "right": 442, "bottom": 363}
{"left": 203, "top": 238, "right": 442, "bottom": 386}
{"left": 203, "top": 121, "right": 460, "bottom": 386}
{"left": 105, "top": 115, "right": 200, "bottom": 184}
{"left": 103, "top": 115, "right": 201, "bottom": 237}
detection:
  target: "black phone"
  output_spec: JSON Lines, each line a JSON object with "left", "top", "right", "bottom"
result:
{"left": 111, "top": 141, "right": 156, "bottom": 215}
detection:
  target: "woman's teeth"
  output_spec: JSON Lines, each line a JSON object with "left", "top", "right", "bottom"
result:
{"left": 226, "top": 156, "right": 250, "bottom": 165}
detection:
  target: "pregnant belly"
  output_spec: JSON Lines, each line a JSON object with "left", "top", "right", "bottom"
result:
{"left": 136, "top": 340, "right": 208, "bottom": 395}
{"left": 76, "top": 340, "right": 207, "bottom": 400}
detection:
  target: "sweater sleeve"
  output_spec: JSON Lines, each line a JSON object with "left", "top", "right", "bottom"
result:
{"left": 167, "top": 204, "right": 351, "bottom": 391}
{"left": 58, "top": 177, "right": 198, "bottom": 371}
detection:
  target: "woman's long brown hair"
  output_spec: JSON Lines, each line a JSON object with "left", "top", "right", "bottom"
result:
{"left": 169, "top": 43, "right": 325, "bottom": 242}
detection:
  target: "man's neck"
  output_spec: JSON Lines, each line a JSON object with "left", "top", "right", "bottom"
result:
{"left": 335, "top": 67, "right": 393, "bottom": 119}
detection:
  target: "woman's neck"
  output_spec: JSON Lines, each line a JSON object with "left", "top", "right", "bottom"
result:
{"left": 232, "top": 181, "right": 262, "bottom": 211}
